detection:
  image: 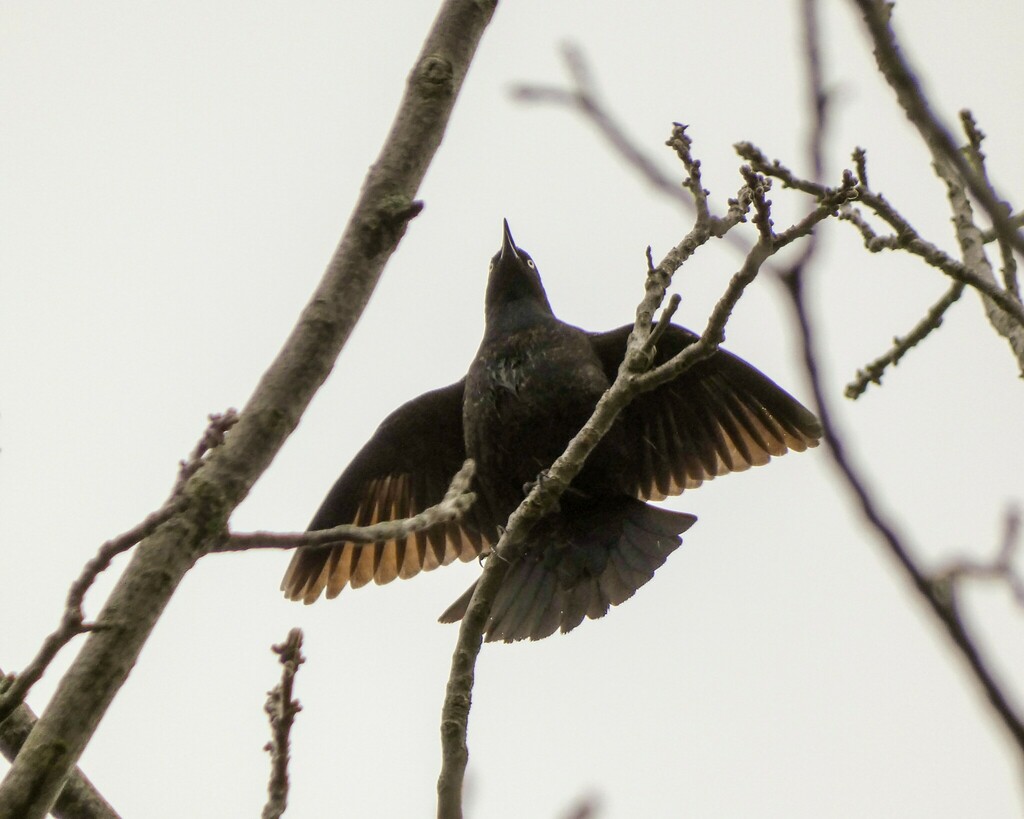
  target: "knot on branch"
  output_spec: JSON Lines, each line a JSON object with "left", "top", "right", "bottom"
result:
{"left": 358, "top": 196, "right": 425, "bottom": 259}
{"left": 414, "top": 55, "right": 455, "bottom": 100}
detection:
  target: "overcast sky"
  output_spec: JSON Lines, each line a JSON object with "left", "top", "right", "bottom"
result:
{"left": 3, "top": 2, "right": 1024, "bottom": 817}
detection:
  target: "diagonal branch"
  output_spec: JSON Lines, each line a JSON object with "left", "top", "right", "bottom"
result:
{"left": 933, "top": 142, "right": 1024, "bottom": 371}
{"left": 781, "top": 260, "right": 1024, "bottom": 761}
{"left": 844, "top": 281, "right": 965, "bottom": 398}
{"left": 0, "top": 411, "right": 237, "bottom": 728}
{"left": 0, "top": 3, "right": 499, "bottom": 817}
{"left": 0, "top": 502, "right": 179, "bottom": 726}
{"left": 0, "top": 697, "right": 120, "bottom": 819}
{"left": 511, "top": 45, "right": 693, "bottom": 210}
{"left": 850, "top": 0, "right": 1024, "bottom": 258}
{"left": 436, "top": 134, "right": 854, "bottom": 819}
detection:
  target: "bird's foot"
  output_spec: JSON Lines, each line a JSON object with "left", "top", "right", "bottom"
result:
{"left": 481, "top": 526, "right": 510, "bottom": 564}
{"left": 524, "top": 471, "right": 565, "bottom": 512}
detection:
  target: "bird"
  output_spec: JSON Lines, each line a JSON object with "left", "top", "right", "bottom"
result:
{"left": 282, "top": 221, "right": 822, "bottom": 642}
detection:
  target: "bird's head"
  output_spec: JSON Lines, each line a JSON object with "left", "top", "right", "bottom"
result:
{"left": 484, "top": 220, "right": 554, "bottom": 321}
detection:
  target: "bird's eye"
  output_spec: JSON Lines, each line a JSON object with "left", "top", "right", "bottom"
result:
{"left": 526, "top": 259, "right": 536, "bottom": 269}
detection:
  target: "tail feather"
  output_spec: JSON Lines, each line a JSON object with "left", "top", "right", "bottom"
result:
{"left": 437, "top": 497, "right": 697, "bottom": 642}
{"left": 559, "top": 579, "right": 592, "bottom": 635}
{"left": 607, "top": 550, "right": 649, "bottom": 604}
{"left": 585, "top": 575, "right": 611, "bottom": 621}
{"left": 499, "top": 559, "right": 549, "bottom": 641}
{"left": 531, "top": 580, "right": 564, "bottom": 641}
{"left": 597, "top": 555, "right": 635, "bottom": 606}
{"left": 513, "top": 566, "right": 559, "bottom": 641}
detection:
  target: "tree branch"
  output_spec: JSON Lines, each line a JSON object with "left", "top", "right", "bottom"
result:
{"left": 933, "top": 134, "right": 1024, "bottom": 372}
{"left": 0, "top": 697, "right": 120, "bottom": 819}
{"left": 0, "top": 3, "right": 498, "bottom": 817}
{"left": 436, "top": 130, "right": 853, "bottom": 818}
{"left": 780, "top": 258, "right": 1024, "bottom": 762}
{"left": 850, "top": 0, "right": 1024, "bottom": 258}
{"left": 511, "top": 45, "right": 693, "bottom": 211}
{"left": 218, "top": 460, "right": 476, "bottom": 552}
{"left": 936, "top": 507, "right": 1024, "bottom": 609}
{"left": 261, "top": 629, "right": 305, "bottom": 819}
{"left": 0, "top": 411, "right": 237, "bottom": 728}
{"left": 737, "top": 141, "right": 1024, "bottom": 383}
{"left": 0, "top": 502, "right": 180, "bottom": 728}
{"left": 844, "top": 281, "right": 965, "bottom": 398}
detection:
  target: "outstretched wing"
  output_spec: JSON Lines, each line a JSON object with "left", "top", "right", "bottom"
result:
{"left": 589, "top": 325, "right": 822, "bottom": 500}
{"left": 281, "top": 380, "right": 500, "bottom": 604}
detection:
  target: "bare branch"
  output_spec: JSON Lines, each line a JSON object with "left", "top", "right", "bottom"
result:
{"left": 934, "top": 147, "right": 1024, "bottom": 371}
{"left": 511, "top": 45, "right": 693, "bottom": 211}
{"left": 0, "top": 694, "right": 120, "bottom": 819}
{"left": 845, "top": 281, "right": 966, "bottom": 399}
{"left": 780, "top": 252, "right": 1024, "bottom": 762}
{"left": 437, "top": 136, "right": 854, "bottom": 817}
{"left": 980, "top": 211, "right": 1024, "bottom": 246}
{"left": 665, "top": 124, "right": 711, "bottom": 223}
{"left": 262, "top": 629, "right": 305, "bottom": 819}
{"left": 644, "top": 293, "right": 681, "bottom": 357}
{"left": 737, "top": 142, "right": 1024, "bottom": 334}
{"left": 0, "top": 3, "right": 499, "bottom": 816}
{"left": 850, "top": 0, "right": 1024, "bottom": 257}
{"left": 218, "top": 460, "right": 476, "bottom": 552}
{"left": 0, "top": 410, "right": 238, "bottom": 727}
{"left": 801, "top": 0, "right": 828, "bottom": 185}
{"left": 740, "top": 166, "right": 775, "bottom": 244}
{"left": 936, "top": 508, "right": 1024, "bottom": 609}
{"left": 171, "top": 409, "right": 240, "bottom": 495}
{"left": 958, "top": 109, "right": 1022, "bottom": 299}
{"left": 850, "top": 191, "right": 1024, "bottom": 331}
{"left": 0, "top": 501, "right": 180, "bottom": 727}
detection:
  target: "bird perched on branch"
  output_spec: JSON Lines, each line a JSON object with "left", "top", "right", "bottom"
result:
{"left": 282, "top": 221, "right": 821, "bottom": 642}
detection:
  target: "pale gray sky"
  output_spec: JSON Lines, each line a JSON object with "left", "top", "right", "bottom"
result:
{"left": 2, "top": 2, "right": 1023, "bottom": 817}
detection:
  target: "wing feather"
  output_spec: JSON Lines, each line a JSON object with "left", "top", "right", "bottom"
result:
{"left": 588, "top": 325, "right": 821, "bottom": 500}
{"left": 281, "top": 380, "right": 498, "bottom": 603}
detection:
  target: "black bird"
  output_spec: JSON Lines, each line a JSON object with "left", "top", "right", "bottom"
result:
{"left": 282, "top": 221, "right": 821, "bottom": 642}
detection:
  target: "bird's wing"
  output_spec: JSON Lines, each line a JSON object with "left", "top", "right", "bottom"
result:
{"left": 281, "top": 380, "right": 500, "bottom": 604}
{"left": 589, "top": 324, "right": 823, "bottom": 500}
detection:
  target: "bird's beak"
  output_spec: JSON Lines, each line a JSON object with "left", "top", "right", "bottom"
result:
{"left": 501, "top": 219, "right": 519, "bottom": 262}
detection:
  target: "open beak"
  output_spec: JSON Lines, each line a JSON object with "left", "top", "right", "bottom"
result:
{"left": 500, "top": 219, "right": 519, "bottom": 262}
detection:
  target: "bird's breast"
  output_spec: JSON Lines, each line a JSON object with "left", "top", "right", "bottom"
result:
{"left": 463, "top": 323, "right": 611, "bottom": 508}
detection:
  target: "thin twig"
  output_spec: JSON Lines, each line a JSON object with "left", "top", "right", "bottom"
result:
{"left": 845, "top": 281, "right": 965, "bottom": 399}
{"left": 737, "top": 141, "right": 1024, "bottom": 332}
{"left": 850, "top": 0, "right": 1024, "bottom": 258}
{"left": 665, "top": 124, "right": 711, "bottom": 223}
{"left": 933, "top": 146, "right": 1024, "bottom": 370}
{"left": 172, "top": 410, "right": 240, "bottom": 495}
{"left": 959, "top": 110, "right": 1021, "bottom": 302}
{"left": 262, "top": 629, "right": 305, "bottom": 819}
{"left": 218, "top": 459, "right": 476, "bottom": 552}
{"left": 980, "top": 212, "right": 1024, "bottom": 246}
{"left": 936, "top": 507, "right": 1024, "bottom": 608}
{"left": 511, "top": 45, "right": 692, "bottom": 210}
{"left": 644, "top": 294, "right": 681, "bottom": 357}
{"left": 0, "top": 502, "right": 181, "bottom": 726}
{"left": 0, "top": 411, "right": 237, "bottom": 726}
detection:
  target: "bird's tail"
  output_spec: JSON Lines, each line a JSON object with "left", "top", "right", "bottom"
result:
{"left": 438, "top": 497, "right": 696, "bottom": 642}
